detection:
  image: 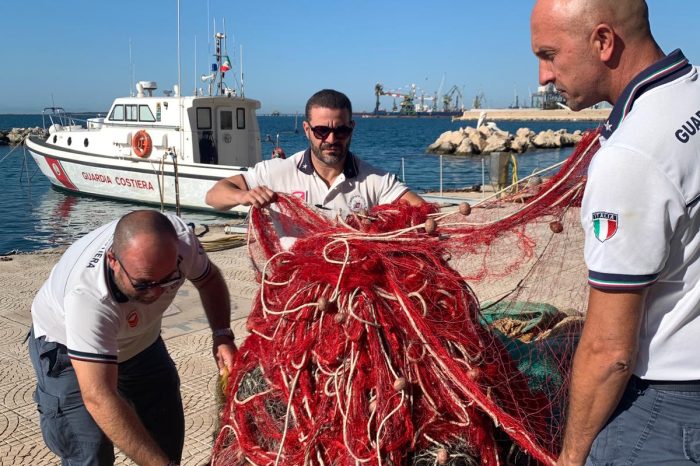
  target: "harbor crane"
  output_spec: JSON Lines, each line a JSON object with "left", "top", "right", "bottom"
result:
{"left": 374, "top": 83, "right": 428, "bottom": 115}
{"left": 472, "top": 91, "right": 486, "bottom": 109}
{"left": 374, "top": 82, "right": 460, "bottom": 115}
{"left": 374, "top": 83, "right": 385, "bottom": 113}
{"left": 442, "top": 85, "right": 464, "bottom": 112}
{"left": 531, "top": 83, "right": 566, "bottom": 109}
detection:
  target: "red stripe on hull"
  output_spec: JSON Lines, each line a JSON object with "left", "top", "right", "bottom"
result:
{"left": 45, "top": 157, "right": 78, "bottom": 190}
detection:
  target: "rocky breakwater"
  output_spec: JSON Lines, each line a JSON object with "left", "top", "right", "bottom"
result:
{"left": 0, "top": 127, "right": 47, "bottom": 146}
{"left": 427, "top": 123, "right": 583, "bottom": 155}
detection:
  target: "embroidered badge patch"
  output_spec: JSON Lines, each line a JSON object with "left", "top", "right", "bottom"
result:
{"left": 592, "top": 211, "right": 618, "bottom": 242}
{"left": 348, "top": 194, "right": 368, "bottom": 212}
{"left": 127, "top": 311, "right": 139, "bottom": 328}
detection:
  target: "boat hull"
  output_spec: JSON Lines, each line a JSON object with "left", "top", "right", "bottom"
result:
{"left": 25, "top": 136, "right": 249, "bottom": 216}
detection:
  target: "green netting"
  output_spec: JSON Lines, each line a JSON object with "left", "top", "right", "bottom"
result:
{"left": 481, "top": 301, "right": 577, "bottom": 395}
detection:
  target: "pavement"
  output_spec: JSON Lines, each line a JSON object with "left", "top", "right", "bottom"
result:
{"left": 0, "top": 244, "right": 257, "bottom": 466}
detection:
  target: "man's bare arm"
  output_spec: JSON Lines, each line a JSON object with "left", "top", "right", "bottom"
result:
{"left": 192, "top": 263, "right": 237, "bottom": 373}
{"left": 205, "top": 174, "right": 276, "bottom": 211}
{"left": 399, "top": 190, "right": 425, "bottom": 206}
{"left": 72, "top": 359, "right": 171, "bottom": 466}
{"left": 557, "top": 287, "right": 646, "bottom": 466}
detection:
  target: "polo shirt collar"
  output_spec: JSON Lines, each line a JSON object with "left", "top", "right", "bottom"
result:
{"left": 602, "top": 49, "right": 692, "bottom": 138}
{"left": 297, "top": 148, "right": 359, "bottom": 179}
{"left": 105, "top": 258, "right": 129, "bottom": 303}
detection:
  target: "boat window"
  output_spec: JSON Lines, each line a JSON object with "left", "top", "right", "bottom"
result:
{"left": 236, "top": 108, "right": 245, "bottom": 129}
{"left": 109, "top": 105, "right": 125, "bottom": 121}
{"left": 125, "top": 105, "right": 138, "bottom": 122}
{"left": 197, "top": 108, "right": 212, "bottom": 129}
{"left": 221, "top": 110, "right": 233, "bottom": 130}
{"left": 139, "top": 105, "right": 156, "bottom": 122}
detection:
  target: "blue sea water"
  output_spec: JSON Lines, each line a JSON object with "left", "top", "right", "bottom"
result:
{"left": 0, "top": 114, "right": 598, "bottom": 253}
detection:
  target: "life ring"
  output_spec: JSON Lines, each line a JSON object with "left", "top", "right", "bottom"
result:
{"left": 132, "top": 130, "right": 153, "bottom": 158}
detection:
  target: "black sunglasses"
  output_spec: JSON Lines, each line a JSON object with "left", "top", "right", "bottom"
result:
{"left": 114, "top": 254, "right": 182, "bottom": 291}
{"left": 308, "top": 124, "right": 354, "bottom": 140}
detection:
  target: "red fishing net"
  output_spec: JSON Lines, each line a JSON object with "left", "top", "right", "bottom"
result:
{"left": 212, "top": 131, "right": 601, "bottom": 465}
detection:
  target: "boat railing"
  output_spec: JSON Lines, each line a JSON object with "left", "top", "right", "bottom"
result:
{"left": 41, "top": 107, "right": 104, "bottom": 132}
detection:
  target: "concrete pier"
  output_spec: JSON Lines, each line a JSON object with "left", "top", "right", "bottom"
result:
{"left": 452, "top": 107, "right": 611, "bottom": 122}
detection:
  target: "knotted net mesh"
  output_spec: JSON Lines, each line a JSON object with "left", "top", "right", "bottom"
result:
{"left": 211, "top": 131, "right": 601, "bottom": 466}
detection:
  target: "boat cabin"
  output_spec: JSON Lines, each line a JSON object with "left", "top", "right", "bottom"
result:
{"left": 100, "top": 81, "right": 262, "bottom": 168}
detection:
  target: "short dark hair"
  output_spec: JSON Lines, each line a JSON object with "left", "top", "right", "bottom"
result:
{"left": 305, "top": 89, "right": 353, "bottom": 121}
{"left": 112, "top": 210, "right": 178, "bottom": 256}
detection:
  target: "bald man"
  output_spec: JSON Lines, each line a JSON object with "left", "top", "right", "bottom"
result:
{"left": 532, "top": 1, "right": 700, "bottom": 464}
{"left": 28, "top": 210, "right": 236, "bottom": 466}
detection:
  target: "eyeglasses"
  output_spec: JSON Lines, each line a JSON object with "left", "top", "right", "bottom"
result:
{"left": 308, "top": 124, "right": 354, "bottom": 141}
{"left": 113, "top": 254, "right": 182, "bottom": 291}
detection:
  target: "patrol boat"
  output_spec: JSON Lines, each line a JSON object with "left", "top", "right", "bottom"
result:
{"left": 25, "top": 32, "right": 261, "bottom": 215}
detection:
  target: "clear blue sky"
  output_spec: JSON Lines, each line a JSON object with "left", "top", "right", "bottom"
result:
{"left": 1, "top": 0, "right": 698, "bottom": 114}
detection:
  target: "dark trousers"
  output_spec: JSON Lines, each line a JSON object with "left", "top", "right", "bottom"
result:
{"left": 28, "top": 327, "right": 185, "bottom": 465}
{"left": 587, "top": 376, "right": 700, "bottom": 465}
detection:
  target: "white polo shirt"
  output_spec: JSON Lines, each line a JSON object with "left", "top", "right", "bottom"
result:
{"left": 242, "top": 149, "right": 409, "bottom": 219}
{"left": 31, "top": 214, "right": 211, "bottom": 363}
{"left": 581, "top": 49, "right": 700, "bottom": 379}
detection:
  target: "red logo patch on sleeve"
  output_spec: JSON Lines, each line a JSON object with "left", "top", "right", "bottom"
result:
{"left": 127, "top": 311, "right": 139, "bottom": 328}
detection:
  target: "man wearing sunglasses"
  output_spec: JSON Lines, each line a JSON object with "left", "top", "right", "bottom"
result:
{"left": 28, "top": 210, "right": 235, "bottom": 466}
{"left": 206, "top": 89, "right": 423, "bottom": 217}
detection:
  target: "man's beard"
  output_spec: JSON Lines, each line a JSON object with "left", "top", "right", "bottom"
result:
{"left": 116, "top": 276, "right": 162, "bottom": 304}
{"left": 131, "top": 293, "right": 161, "bottom": 304}
{"left": 311, "top": 141, "right": 349, "bottom": 167}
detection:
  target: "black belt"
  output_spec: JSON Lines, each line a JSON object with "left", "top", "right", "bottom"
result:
{"left": 630, "top": 375, "right": 700, "bottom": 392}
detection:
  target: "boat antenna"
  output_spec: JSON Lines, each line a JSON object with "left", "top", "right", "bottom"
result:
{"left": 177, "top": 0, "right": 182, "bottom": 101}
{"left": 129, "top": 38, "right": 134, "bottom": 97}
{"left": 213, "top": 16, "right": 217, "bottom": 94}
{"left": 176, "top": 0, "right": 183, "bottom": 216}
{"left": 207, "top": 0, "right": 211, "bottom": 56}
{"left": 222, "top": 18, "right": 227, "bottom": 95}
{"left": 240, "top": 44, "right": 244, "bottom": 98}
{"left": 214, "top": 31, "right": 224, "bottom": 96}
{"left": 193, "top": 35, "right": 197, "bottom": 96}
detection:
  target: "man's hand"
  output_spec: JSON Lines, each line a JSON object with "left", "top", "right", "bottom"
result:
{"left": 213, "top": 337, "right": 237, "bottom": 375}
{"left": 205, "top": 175, "right": 277, "bottom": 211}
{"left": 240, "top": 186, "right": 277, "bottom": 209}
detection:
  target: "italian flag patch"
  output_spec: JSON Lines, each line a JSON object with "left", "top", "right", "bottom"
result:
{"left": 592, "top": 211, "right": 618, "bottom": 243}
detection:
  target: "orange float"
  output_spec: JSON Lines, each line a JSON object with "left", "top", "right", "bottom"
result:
{"left": 132, "top": 130, "right": 153, "bottom": 158}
